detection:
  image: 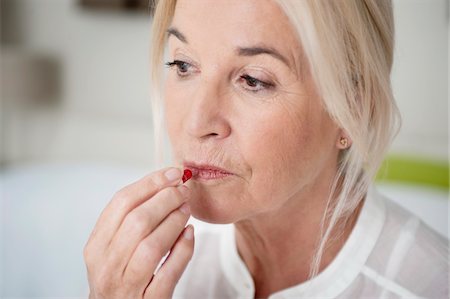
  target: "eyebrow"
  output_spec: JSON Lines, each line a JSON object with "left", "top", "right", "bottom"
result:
{"left": 167, "top": 27, "right": 292, "bottom": 68}
{"left": 236, "top": 46, "right": 291, "bottom": 67}
{"left": 167, "top": 27, "right": 188, "bottom": 43}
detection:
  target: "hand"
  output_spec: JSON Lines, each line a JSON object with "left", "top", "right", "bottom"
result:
{"left": 83, "top": 167, "right": 194, "bottom": 299}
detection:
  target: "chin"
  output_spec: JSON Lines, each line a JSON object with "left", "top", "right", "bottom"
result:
{"left": 187, "top": 185, "right": 242, "bottom": 224}
{"left": 188, "top": 196, "right": 237, "bottom": 224}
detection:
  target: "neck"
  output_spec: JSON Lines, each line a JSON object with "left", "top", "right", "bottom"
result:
{"left": 234, "top": 176, "right": 363, "bottom": 299}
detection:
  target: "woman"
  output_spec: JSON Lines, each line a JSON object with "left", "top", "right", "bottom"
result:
{"left": 83, "top": 0, "right": 448, "bottom": 298}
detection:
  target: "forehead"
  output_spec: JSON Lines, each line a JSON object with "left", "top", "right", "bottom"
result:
{"left": 170, "top": 0, "right": 301, "bottom": 65}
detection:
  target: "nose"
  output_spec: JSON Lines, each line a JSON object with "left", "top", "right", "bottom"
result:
{"left": 184, "top": 78, "right": 232, "bottom": 141}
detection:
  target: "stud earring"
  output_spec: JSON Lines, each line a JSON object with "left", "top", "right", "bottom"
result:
{"left": 340, "top": 137, "right": 348, "bottom": 148}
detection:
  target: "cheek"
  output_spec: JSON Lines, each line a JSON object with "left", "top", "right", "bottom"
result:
{"left": 164, "top": 75, "right": 201, "bottom": 143}
{"left": 243, "top": 112, "right": 312, "bottom": 201}
{"left": 242, "top": 102, "right": 335, "bottom": 208}
{"left": 164, "top": 81, "right": 185, "bottom": 145}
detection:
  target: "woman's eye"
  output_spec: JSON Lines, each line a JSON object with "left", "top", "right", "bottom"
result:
{"left": 239, "top": 74, "right": 274, "bottom": 93}
{"left": 165, "top": 60, "right": 194, "bottom": 77}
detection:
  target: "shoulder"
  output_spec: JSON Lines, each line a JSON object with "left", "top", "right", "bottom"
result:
{"left": 364, "top": 188, "right": 449, "bottom": 298}
{"left": 380, "top": 188, "right": 448, "bottom": 263}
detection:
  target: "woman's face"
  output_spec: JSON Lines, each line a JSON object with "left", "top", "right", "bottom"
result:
{"left": 164, "top": 0, "right": 341, "bottom": 223}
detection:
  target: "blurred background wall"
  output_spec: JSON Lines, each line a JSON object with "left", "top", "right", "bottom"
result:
{"left": 1, "top": 0, "right": 154, "bottom": 168}
{"left": 391, "top": 0, "right": 448, "bottom": 160}
{"left": 0, "top": 0, "right": 448, "bottom": 298}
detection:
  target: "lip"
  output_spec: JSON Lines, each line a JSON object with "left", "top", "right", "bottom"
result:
{"left": 183, "top": 161, "right": 234, "bottom": 181}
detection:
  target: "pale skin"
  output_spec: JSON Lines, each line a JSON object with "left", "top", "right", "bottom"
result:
{"left": 84, "top": 0, "right": 360, "bottom": 298}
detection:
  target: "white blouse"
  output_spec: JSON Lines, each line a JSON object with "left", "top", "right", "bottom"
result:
{"left": 173, "top": 187, "right": 449, "bottom": 298}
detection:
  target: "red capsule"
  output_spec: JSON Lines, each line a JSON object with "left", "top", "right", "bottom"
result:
{"left": 182, "top": 169, "right": 193, "bottom": 183}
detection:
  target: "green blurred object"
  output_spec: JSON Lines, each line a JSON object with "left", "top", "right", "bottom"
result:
{"left": 376, "top": 155, "right": 449, "bottom": 190}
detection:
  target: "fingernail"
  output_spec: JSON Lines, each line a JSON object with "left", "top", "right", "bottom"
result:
{"left": 179, "top": 202, "right": 191, "bottom": 215}
{"left": 164, "top": 168, "right": 181, "bottom": 182}
{"left": 183, "top": 225, "right": 194, "bottom": 240}
{"left": 178, "top": 185, "right": 190, "bottom": 198}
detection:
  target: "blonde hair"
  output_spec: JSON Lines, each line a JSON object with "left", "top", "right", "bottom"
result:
{"left": 149, "top": 0, "right": 400, "bottom": 278}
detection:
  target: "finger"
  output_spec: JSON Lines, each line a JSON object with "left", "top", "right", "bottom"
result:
{"left": 106, "top": 184, "right": 190, "bottom": 271}
{"left": 85, "top": 168, "right": 183, "bottom": 264}
{"left": 122, "top": 202, "right": 191, "bottom": 290}
{"left": 144, "top": 225, "right": 195, "bottom": 299}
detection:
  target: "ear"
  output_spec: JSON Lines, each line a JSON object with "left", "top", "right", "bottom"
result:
{"left": 336, "top": 130, "right": 352, "bottom": 149}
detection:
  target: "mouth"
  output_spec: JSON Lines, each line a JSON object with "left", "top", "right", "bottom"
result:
{"left": 183, "top": 161, "right": 234, "bottom": 181}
